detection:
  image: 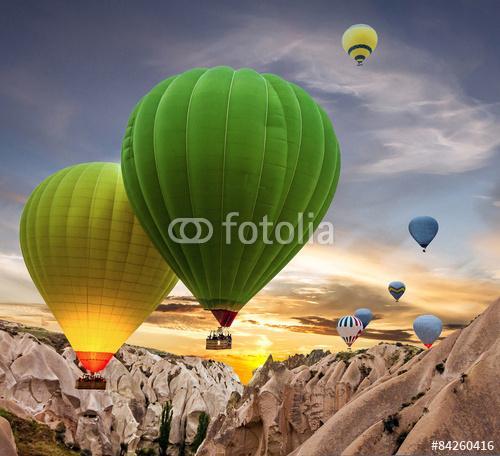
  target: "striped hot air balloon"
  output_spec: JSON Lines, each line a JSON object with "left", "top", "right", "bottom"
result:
{"left": 342, "top": 24, "right": 378, "bottom": 66}
{"left": 337, "top": 315, "right": 364, "bottom": 349}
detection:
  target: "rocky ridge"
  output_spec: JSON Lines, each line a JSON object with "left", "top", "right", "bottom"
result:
{"left": 0, "top": 321, "right": 242, "bottom": 455}
{"left": 198, "top": 299, "right": 500, "bottom": 456}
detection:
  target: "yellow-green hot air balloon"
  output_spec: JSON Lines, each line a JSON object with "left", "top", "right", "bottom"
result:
{"left": 121, "top": 66, "right": 341, "bottom": 332}
{"left": 342, "top": 24, "right": 378, "bottom": 65}
{"left": 20, "top": 163, "right": 177, "bottom": 374}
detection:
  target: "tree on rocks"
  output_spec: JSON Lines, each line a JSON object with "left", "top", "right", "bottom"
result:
{"left": 159, "top": 401, "right": 173, "bottom": 456}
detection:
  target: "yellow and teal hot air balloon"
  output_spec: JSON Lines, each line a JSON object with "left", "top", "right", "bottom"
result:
{"left": 121, "top": 66, "right": 341, "bottom": 331}
{"left": 342, "top": 24, "right": 378, "bottom": 65}
{"left": 20, "top": 163, "right": 177, "bottom": 373}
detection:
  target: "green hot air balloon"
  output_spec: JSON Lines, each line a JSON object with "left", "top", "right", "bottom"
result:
{"left": 121, "top": 66, "right": 341, "bottom": 334}
{"left": 20, "top": 163, "right": 178, "bottom": 376}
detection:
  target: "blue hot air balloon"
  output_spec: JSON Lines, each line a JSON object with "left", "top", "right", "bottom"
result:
{"left": 354, "top": 308, "right": 373, "bottom": 329}
{"left": 388, "top": 281, "right": 406, "bottom": 302}
{"left": 413, "top": 315, "right": 442, "bottom": 348}
{"left": 409, "top": 216, "right": 439, "bottom": 252}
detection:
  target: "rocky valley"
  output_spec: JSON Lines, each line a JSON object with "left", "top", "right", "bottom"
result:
{"left": 0, "top": 299, "right": 499, "bottom": 456}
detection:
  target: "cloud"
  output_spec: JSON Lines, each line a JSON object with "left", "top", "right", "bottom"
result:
{"left": 245, "top": 314, "right": 415, "bottom": 342}
{"left": 362, "top": 328, "right": 414, "bottom": 343}
{"left": 0, "top": 301, "right": 57, "bottom": 330}
{"left": 155, "top": 303, "right": 201, "bottom": 313}
{"left": 146, "top": 296, "right": 213, "bottom": 331}
{"left": 155, "top": 296, "right": 201, "bottom": 313}
{"left": 0, "top": 253, "right": 42, "bottom": 303}
{"left": 443, "top": 323, "right": 468, "bottom": 330}
{"left": 148, "top": 13, "right": 500, "bottom": 176}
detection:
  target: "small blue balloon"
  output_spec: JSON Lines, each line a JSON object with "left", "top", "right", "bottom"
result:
{"left": 409, "top": 216, "right": 439, "bottom": 252}
{"left": 413, "top": 315, "right": 442, "bottom": 348}
{"left": 388, "top": 281, "right": 406, "bottom": 301}
{"left": 354, "top": 308, "right": 373, "bottom": 328}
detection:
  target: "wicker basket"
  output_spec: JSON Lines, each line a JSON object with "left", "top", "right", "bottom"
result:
{"left": 206, "top": 338, "right": 232, "bottom": 350}
{"left": 76, "top": 379, "right": 107, "bottom": 390}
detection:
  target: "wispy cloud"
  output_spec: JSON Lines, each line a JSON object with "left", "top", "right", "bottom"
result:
{"left": 0, "top": 253, "right": 41, "bottom": 302}
{"left": 148, "top": 14, "right": 500, "bottom": 176}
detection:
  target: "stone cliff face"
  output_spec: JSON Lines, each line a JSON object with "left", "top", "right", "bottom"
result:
{"left": 0, "top": 322, "right": 242, "bottom": 456}
{"left": 198, "top": 343, "right": 420, "bottom": 455}
{"left": 198, "top": 299, "right": 500, "bottom": 456}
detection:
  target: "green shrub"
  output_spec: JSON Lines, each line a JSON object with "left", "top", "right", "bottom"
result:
{"left": 411, "top": 392, "right": 425, "bottom": 402}
{"left": 383, "top": 414, "right": 399, "bottom": 433}
{"left": 0, "top": 408, "right": 80, "bottom": 456}
{"left": 137, "top": 449, "right": 156, "bottom": 456}
{"left": 389, "top": 352, "right": 400, "bottom": 365}
{"left": 159, "top": 401, "right": 173, "bottom": 456}
{"left": 359, "top": 364, "right": 372, "bottom": 379}
{"left": 55, "top": 422, "right": 66, "bottom": 444}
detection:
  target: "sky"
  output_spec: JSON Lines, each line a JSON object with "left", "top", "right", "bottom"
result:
{"left": 0, "top": 0, "right": 499, "bottom": 383}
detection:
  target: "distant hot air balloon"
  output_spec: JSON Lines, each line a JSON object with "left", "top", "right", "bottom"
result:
{"left": 413, "top": 315, "right": 442, "bottom": 348}
{"left": 20, "top": 163, "right": 178, "bottom": 378}
{"left": 388, "top": 281, "right": 406, "bottom": 302}
{"left": 354, "top": 308, "right": 373, "bottom": 329}
{"left": 342, "top": 24, "right": 378, "bottom": 66}
{"left": 337, "top": 315, "right": 364, "bottom": 350}
{"left": 409, "top": 216, "right": 438, "bottom": 252}
{"left": 121, "top": 66, "right": 341, "bottom": 337}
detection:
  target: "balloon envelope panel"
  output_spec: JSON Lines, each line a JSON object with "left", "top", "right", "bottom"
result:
{"left": 121, "top": 66, "right": 340, "bottom": 325}
{"left": 413, "top": 315, "right": 442, "bottom": 347}
{"left": 354, "top": 308, "right": 373, "bottom": 328}
{"left": 409, "top": 216, "right": 439, "bottom": 249}
{"left": 20, "top": 163, "right": 178, "bottom": 372}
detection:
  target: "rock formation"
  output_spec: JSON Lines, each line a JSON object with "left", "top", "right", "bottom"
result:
{"left": 198, "top": 299, "right": 500, "bottom": 456}
{"left": 1, "top": 299, "right": 498, "bottom": 455}
{"left": 0, "top": 321, "right": 242, "bottom": 455}
{"left": 0, "top": 416, "right": 17, "bottom": 456}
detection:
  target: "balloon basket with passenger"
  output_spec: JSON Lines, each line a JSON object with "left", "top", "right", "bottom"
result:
{"left": 76, "top": 373, "right": 106, "bottom": 390}
{"left": 206, "top": 328, "right": 232, "bottom": 350}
